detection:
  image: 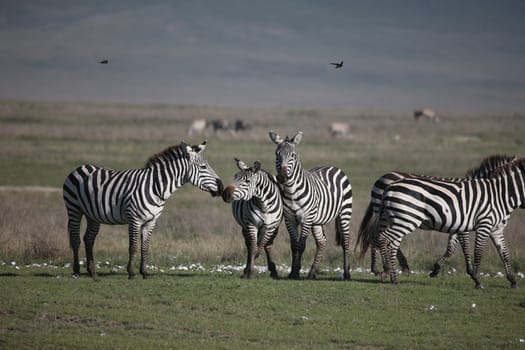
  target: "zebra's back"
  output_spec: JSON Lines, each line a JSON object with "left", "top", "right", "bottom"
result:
{"left": 63, "top": 164, "right": 145, "bottom": 225}
{"left": 305, "top": 165, "right": 352, "bottom": 225}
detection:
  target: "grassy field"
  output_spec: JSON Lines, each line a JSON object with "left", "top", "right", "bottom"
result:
{"left": 1, "top": 100, "right": 524, "bottom": 348}
{"left": 1, "top": 264, "right": 525, "bottom": 350}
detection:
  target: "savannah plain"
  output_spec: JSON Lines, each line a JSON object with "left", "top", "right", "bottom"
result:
{"left": 1, "top": 100, "right": 524, "bottom": 349}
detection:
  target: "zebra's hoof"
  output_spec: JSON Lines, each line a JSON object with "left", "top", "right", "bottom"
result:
{"left": 288, "top": 272, "right": 301, "bottom": 280}
{"left": 511, "top": 282, "right": 519, "bottom": 289}
{"left": 475, "top": 283, "right": 485, "bottom": 289}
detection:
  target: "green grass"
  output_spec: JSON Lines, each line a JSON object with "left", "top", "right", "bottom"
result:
{"left": 1, "top": 265, "right": 524, "bottom": 350}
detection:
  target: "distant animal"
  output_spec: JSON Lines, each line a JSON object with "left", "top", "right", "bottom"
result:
{"left": 99, "top": 60, "right": 109, "bottom": 64}
{"left": 211, "top": 119, "right": 231, "bottom": 133}
{"left": 330, "top": 61, "right": 344, "bottom": 69}
{"left": 222, "top": 158, "right": 283, "bottom": 279}
{"left": 329, "top": 122, "right": 350, "bottom": 137}
{"left": 63, "top": 141, "right": 223, "bottom": 280}
{"left": 357, "top": 158, "right": 525, "bottom": 289}
{"left": 414, "top": 108, "right": 438, "bottom": 122}
{"left": 234, "top": 119, "right": 251, "bottom": 132}
{"left": 269, "top": 131, "right": 353, "bottom": 280}
{"left": 187, "top": 119, "right": 207, "bottom": 136}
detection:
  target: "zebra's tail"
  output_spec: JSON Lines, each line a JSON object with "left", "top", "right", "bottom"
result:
{"left": 355, "top": 201, "right": 380, "bottom": 261}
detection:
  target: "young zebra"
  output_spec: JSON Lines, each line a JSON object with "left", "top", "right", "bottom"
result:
{"left": 358, "top": 158, "right": 525, "bottom": 288}
{"left": 361, "top": 155, "right": 518, "bottom": 276}
{"left": 269, "top": 131, "right": 353, "bottom": 280}
{"left": 63, "top": 141, "right": 223, "bottom": 279}
{"left": 222, "top": 158, "right": 283, "bottom": 279}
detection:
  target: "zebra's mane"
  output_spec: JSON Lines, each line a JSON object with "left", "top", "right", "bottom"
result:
{"left": 491, "top": 157, "right": 525, "bottom": 178}
{"left": 465, "top": 154, "right": 517, "bottom": 179}
{"left": 145, "top": 144, "right": 184, "bottom": 168}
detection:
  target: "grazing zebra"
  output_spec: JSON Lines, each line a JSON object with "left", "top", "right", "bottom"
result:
{"left": 269, "top": 131, "right": 353, "bottom": 279}
{"left": 362, "top": 155, "right": 518, "bottom": 276}
{"left": 222, "top": 158, "right": 283, "bottom": 279}
{"left": 63, "top": 141, "right": 223, "bottom": 279}
{"left": 357, "top": 158, "right": 525, "bottom": 288}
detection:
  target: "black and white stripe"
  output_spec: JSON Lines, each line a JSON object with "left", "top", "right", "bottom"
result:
{"left": 269, "top": 131, "right": 353, "bottom": 279}
{"left": 63, "top": 141, "right": 223, "bottom": 279}
{"left": 358, "top": 158, "right": 525, "bottom": 288}
{"left": 361, "top": 155, "right": 517, "bottom": 276}
{"left": 222, "top": 158, "right": 283, "bottom": 279}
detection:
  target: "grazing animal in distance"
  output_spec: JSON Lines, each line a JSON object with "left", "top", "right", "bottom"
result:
{"left": 187, "top": 119, "right": 208, "bottom": 136}
{"left": 329, "top": 122, "right": 350, "bottom": 137}
{"left": 234, "top": 119, "right": 251, "bottom": 133}
{"left": 63, "top": 141, "right": 223, "bottom": 280}
{"left": 269, "top": 131, "right": 353, "bottom": 280}
{"left": 99, "top": 59, "right": 109, "bottom": 64}
{"left": 222, "top": 158, "right": 283, "bottom": 279}
{"left": 414, "top": 108, "right": 439, "bottom": 122}
{"left": 211, "top": 119, "right": 231, "bottom": 134}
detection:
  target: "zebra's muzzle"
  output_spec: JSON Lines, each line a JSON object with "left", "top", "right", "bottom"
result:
{"left": 210, "top": 179, "right": 224, "bottom": 197}
{"left": 221, "top": 186, "right": 236, "bottom": 203}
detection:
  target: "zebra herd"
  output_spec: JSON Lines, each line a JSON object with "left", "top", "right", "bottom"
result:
{"left": 63, "top": 131, "right": 524, "bottom": 289}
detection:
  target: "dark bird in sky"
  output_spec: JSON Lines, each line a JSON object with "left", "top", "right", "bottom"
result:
{"left": 99, "top": 59, "right": 109, "bottom": 64}
{"left": 330, "top": 61, "right": 343, "bottom": 69}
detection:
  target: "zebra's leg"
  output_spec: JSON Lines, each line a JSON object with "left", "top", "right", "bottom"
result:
{"left": 67, "top": 214, "right": 82, "bottom": 277}
{"left": 308, "top": 225, "right": 326, "bottom": 279}
{"left": 371, "top": 248, "right": 381, "bottom": 275}
{"left": 336, "top": 216, "right": 352, "bottom": 280}
{"left": 242, "top": 227, "right": 257, "bottom": 279}
{"left": 286, "top": 220, "right": 303, "bottom": 279}
{"left": 127, "top": 222, "right": 141, "bottom": 280}
{"left": 262, "top": 229, "right": 279, "bottom": 279}
{"left": 378, "top": 231, "right": 401, "bottom": 284}
{"left": 430, "top": 233, "right": 459, "bottom": 277}
{"left": 377, "top": 235, "right": 391, "bottom": 283}
{"left": 396, "top": 248, "right": 410, "bottom": 275}
{"left": 83, "top": 219, "right": 101, "bottom": 278}
{"left": 139, "top": 220, "right": 156, "bottom": 279}
{"left": 457, "top": 232, "right": 474, "bottom": 277}
{"left": 489, "top": 227, "right": 518, "bottom": 288}
{"left": 472, "top": 230, "right": 491, "bottom": 289}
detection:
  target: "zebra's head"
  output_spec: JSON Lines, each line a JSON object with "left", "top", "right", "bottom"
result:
{"left": 222, "top": 158, "right": 263, "bottom": 203}
{"left": 269, "top": 130, "right": 303, "bottom": 184}
{"left": 183, "top": 140, "right": 224, "bottom": 197}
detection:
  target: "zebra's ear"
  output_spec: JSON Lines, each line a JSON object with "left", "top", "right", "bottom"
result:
{"left": 180, "top": 141, "right": 191, "bottom": 158}
{"left": 291, "top": 131, "right": 303, "bottom": 145}
{"left": 235, "top": 158, "right": 249, "bottom": 170}
{"left": 269, "top": 130, "right": 283, "bottom": 144}
{"left": 253, "top": 161, "right": 261, "bottom": 172}
{"left": 194, "top": 140, "right": 207, "bottom": 154}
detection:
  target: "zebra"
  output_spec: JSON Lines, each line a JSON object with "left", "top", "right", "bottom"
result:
{"left": 269, "top": 131, "right": 353, "bottom": 280}
{"left": 357, "top": 158, "right": 525, "bottom": 288}
{"left": 361, "top": 155, "right": 518, "bottom": 276}
{"left": 222, "top": 158, "right": 283, "bottom": 279}
{"left": 63, "top": 141, "right": 223, "bottom": 279}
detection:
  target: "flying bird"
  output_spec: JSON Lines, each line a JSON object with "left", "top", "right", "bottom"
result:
{"left": 330, "top": 61, "right": 343, "bottom": 69}
{"left": 98, "top": 59, "right": 109, "bottom": 64}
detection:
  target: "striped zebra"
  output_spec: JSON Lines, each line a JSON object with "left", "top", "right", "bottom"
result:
{"left": 269, "top": 131, "right": 353, "bottom": 279}
{"left": 222, "top": 158, "right": 283, "bottom": 279}
{"left": 357, "top": 158, "right": 525, "bottom": 288}
{"left": 63, "top": 141, "right": 223, "bottom": 279}
{"left": 362, "top": 155, "right": 518, "bottom": 276}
